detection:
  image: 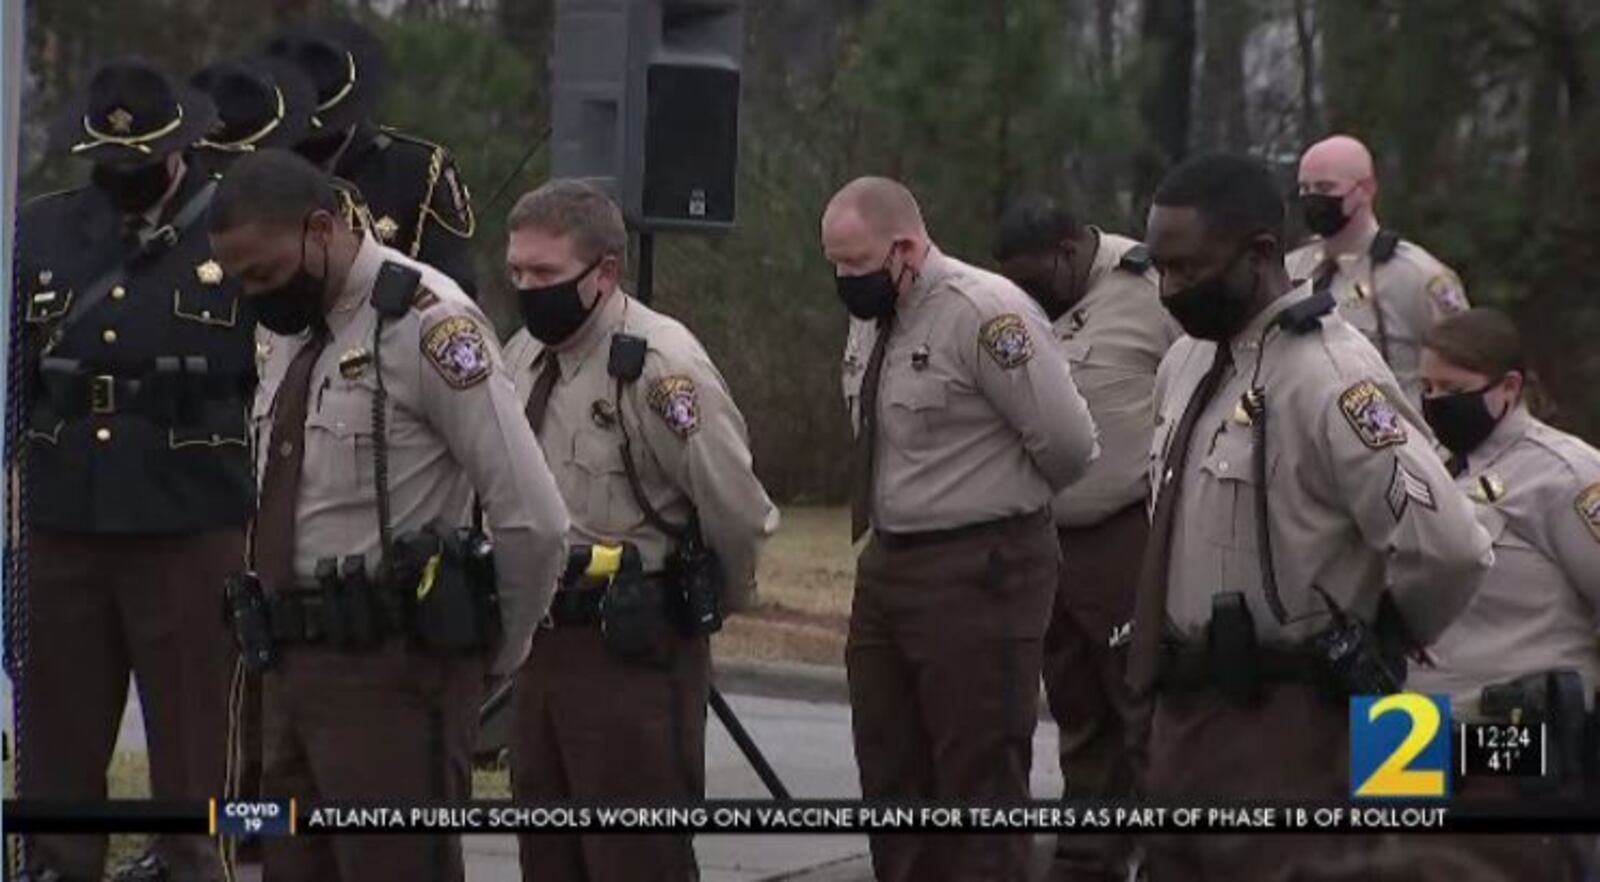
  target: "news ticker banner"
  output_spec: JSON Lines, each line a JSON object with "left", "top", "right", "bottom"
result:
{"left": 5, "top": 799, "right": 1600, "bottom": 837}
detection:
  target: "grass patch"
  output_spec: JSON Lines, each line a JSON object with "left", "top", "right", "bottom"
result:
{"left": 711, "top": 506, "right": 853, "bottom": 668}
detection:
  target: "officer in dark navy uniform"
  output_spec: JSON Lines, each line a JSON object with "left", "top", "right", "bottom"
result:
{"left": 14, "top": 58, "right": 252, "bottom": 882}
{"left": 190, "top": 53, "right": 376, "bottom": 239}
{"left": 264, "top": 20, "right": 479, "bottom": 297}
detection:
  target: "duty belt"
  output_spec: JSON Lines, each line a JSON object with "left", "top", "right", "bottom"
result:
{"left": 1157, "top": 641, "right": 1326, "bottom": 691}
{"left": 36, "top": 357, "right": 250, "bottom": 422}
{"left": 873, "top": 509, "right": 1049, "bottom": 550}
{"left": 544, "top": 575, "right": 673, "bottom": 629}
{"left": 266, "top": 588, "right": 401, "bottom": 647}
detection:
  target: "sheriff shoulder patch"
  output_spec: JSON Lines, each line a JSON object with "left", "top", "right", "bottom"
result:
{"left": 648, "top": 376, "right": 699, "bottom": 438}
{"left": 1338, "top": 380, "right": 1408, "bottom": 450}
{"left": 421, "top": 316, "right": 491, "bottom": 389}
{"left": 1577, "top": 483, "right": 1600, "bottom": 544}
{"left": 980, "top": 313, "right": 1033, "bottom": 370}
{"left": 1426, "top": 273, "right": 1468, "bottom": 314}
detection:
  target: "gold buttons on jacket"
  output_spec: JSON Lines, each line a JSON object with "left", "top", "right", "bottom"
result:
{"left": 95, "top": 428, "right": 112, "bottom": 442}
{"left": 102, "top": 329, "right": 118, "bottom": 344}
{"left": 110, "top": 285, "right": 127, "bottom": 300}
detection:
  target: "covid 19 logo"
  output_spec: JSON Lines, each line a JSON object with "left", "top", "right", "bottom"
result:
{"left": 1349, "top": 693, "right": 1451, "bottom": 799}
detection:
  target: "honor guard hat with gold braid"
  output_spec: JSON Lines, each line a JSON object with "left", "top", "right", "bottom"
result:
{"left": 262, "top": 20, "right": 387, "bottom": 138}
{"left": 190, "top": 56, "right": 316, "bottom": 155}
{"left": 50, "top": 57, "right": 218, "bottom": 166}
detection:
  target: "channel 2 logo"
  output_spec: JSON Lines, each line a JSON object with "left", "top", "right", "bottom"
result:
{"left": 1349, "top": 693, "right": 1451, "bottom": 799}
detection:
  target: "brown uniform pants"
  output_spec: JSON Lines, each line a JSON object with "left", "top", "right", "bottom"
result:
{"left": 1143, "top": 682, "right": 1391, "bottom": 881}
{"left": 1043, "top": 504, "right": 1146, "bottom": 882}
{"left": 509, "top": 626, "right": 710, "bottom": 882}
{"left": 260, "top": 642, "right": 484, "bottom": 882}
{"left": 848, "top": 510, "right": 1057, "bottom": 882}
{"left": 18, "top": 528, "right": 239, "bottom": 882}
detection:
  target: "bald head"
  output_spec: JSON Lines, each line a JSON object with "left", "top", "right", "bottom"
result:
{"left": 1297, "top": 134, "right": 1380, "bottom": 240}
{"left": 1300, "top": 135, "right": 1375, "bottom": 188}
{"left": 821, "top": 176, "right": 933, "bottom": 285}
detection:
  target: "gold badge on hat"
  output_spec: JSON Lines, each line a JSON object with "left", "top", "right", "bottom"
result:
{"left": 374, "top": 216, "right": 399, "bottom": 242}
{"left": 196, "top": 260, "right": 224, "bottom": 286}
{"left": 339, "top": 347, "right": 373, "bottom": 380}
{"left": 107, "top": 107, "right": 134, "bottom": 134}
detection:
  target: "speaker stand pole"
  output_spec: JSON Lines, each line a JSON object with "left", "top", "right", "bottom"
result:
{"left": 637, "top": 231, "right": 656, "bottom": 305}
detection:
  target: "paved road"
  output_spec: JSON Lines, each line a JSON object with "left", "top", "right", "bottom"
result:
{"left": 4, "top": 674, "right": 1063, "bottom": 881}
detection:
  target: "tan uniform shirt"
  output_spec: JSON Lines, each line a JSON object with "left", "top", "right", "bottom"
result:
{"left": 1407, "top": 406, "right": 1600, "bottom": 718}
{"left": 1150, "top": 281, "right": 1492, "bottom": 645}
{"left": 1052, "top": 230, "right": 1182, "bottom": 527}
{"left": 1285, "top": 229, "right": 1468, "bottom": 407}
{"left": 841, "top": 248, "right": 1099, "bottom": 533}
{"left": 252, "top": 235, "right": 569, "bottom": 674}
{"left": 504, "top": 292, "right": 779, "bottom": 612}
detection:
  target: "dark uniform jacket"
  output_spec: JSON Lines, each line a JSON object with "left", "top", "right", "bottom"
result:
{"left": 333, "top": 122, "right": 477, "bottom": 297}
{"left": 18, "top": 167, "right": 255, "bottom": 534}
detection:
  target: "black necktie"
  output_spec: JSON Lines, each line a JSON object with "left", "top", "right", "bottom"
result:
{"left": 1127, "top": 343, "right": 1234, "bottom": 694}
{"left": 524, "top": 353, "right": 560, "bottom": 436}
{"left": 255, "top": 327, "right": 330, "bottom": 593}
{"left": 850, "top": 316, "right": 894, "bottom": 542}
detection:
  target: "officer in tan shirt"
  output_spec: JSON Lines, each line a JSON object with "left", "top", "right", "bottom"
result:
{"left": 1286, "top": 135, "right": 1469, "bottom": 406}
{"left": 501, "top": 180, "right": 778, "bottom": 882}
{"left": 1133, "top": 154, "right": 1490, "bottom": 881}
{"left": 824, "top": 176, "right": 1098, "bottom": 882}
{"left": 1403, "top": 309, "right": 1600, "bottom": 880}
{"left": 994, "top": 195, "right": 1180, "bottom": 882}
{"left": 208, "top": 149, "right": 568, "bottom": 882}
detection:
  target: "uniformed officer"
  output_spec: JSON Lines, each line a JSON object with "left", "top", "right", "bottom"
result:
{"left": 994, "top": 194, "right": 1180, "bottom": 882}
{"left": 822, "top": 176, "right": 1099, "bottom": 882}
{"left": 1285, "top": 134, "right": 1470, "bottom": 405}
{"left": 188, "top": 57, "right": 374, "bottom": 847}
{"left": 1133, "top": 153, "right": 1492, "bottom": 880}
{"left": 264, "top": 20, "right": 479, "bottom": 297}
{"left": 15, "top": 58, "right": 248, "bottom": 882}
{"left": 1402, "top": 308, "right": 1600, "bottom": 880}
{"left": 206, "top": 148, "right": 568, "bottom": 882}
{"left": 501, "top": 179, "right": 779, "bottom": 881}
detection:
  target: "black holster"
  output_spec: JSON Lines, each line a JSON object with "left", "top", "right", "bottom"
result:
{"left": 1481, "top": 669, "right": 1591, "bottom": 795}
{"left": 597, "top": 544, "right": 678, "bottom": 669}
{"left": 386, "top": 519, "right": 500, "bottom": 654}
{"left": 668, "top": 533, "right": 724, "bottom": 637}
{"left": 224, "top": 572, "right": 275, "bottom": 673}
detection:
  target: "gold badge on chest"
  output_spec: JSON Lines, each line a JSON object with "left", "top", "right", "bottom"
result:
{"left": 339, "top": 347, "right": 373, "bottom": 380}
{"left": 1468, "top": 473, "right": 1506, "bottom": 504}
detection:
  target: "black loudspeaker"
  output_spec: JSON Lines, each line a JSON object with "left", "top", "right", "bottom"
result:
{"left": 641, "top": 63, "right": 738, "bottom": 228}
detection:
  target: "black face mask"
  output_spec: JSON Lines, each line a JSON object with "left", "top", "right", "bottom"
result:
{"left": 1421, "top": 383, "right": 1506, "bottom": 458}
{"left": 255, "top": 222, "right": 329, "bottom": 336}
{"left": 1299, "top": 193, "right": 1350, "bottom": 238}
{"left": 92, "top": 159, "right": 172, "bottom": 216}
{"left": 296, "top": 128, "right": 350, "bottom": 169}
{"left": 518, "top": 258, "right": 603, "bottom": 346}
{"left": 1160, "top": 247, "right": 1260, "bottom": 342}
{"left": 836, "top": 248, "right": 905, "bottom": 321}
{"left": 1017, "top": 254, "right": 1073, "bottom": 321}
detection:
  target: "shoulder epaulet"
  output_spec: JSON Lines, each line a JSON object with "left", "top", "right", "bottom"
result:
{"left": 1369, "top": 229, "right": 1401, "bottom": 263}
{"left": 1276, "top": 285, "right": 1337, "bottom": 335}
{"left": 371, "top": 260, "right": 422, "bottom": 318}
{"left": 22, "top": 187, "right": 85, "bottom": 211}
{"left": 378, "top": 125, "right": 447, "bottom": 155}
{"left": 1117, "top": 243, "right": 1153, "bottom": 274}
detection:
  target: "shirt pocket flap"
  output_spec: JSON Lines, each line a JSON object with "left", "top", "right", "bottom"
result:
{"left": 1061, "top": 338, "right": 1093, "bottom": 364}
{"left": 306, "top": 391, "right": 373, "bottom": 440}
{"left": 172, "top": 285, "right": 240, "bottom": 327}
{"left": 885, "top": 377, "right": 948, "bottom": 412}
